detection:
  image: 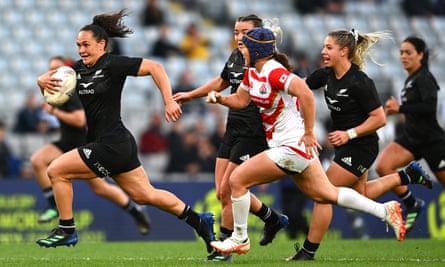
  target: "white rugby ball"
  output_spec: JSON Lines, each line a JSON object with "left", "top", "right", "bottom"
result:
{"left": 44, "top": 66, "right": 77, "bottom": 106}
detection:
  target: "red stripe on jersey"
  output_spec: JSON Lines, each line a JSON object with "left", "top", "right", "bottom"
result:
{"left": 262, "top": 98, "right": 285, "bottom": 139}
{"left": 295, "top": 97, "right": 300, "bottom": 112}
{"left": 282, "top": 144, "right": 312, "bottom": 160}
{"left": 250, "top": 69, "right": 267, "bottom": 82}
{"left": 250, "top": 88, "right": 279, "bottom": 109}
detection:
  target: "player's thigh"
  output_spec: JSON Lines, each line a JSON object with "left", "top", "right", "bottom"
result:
{"left": 376, "top": 142, "right": 413, "bottom": 172}
{"left": 327, "top": 162, "right": 356, "bottom": 185}
{"left": 293, "top": 159, "right": 338, "bottom": 204}
{"left": 230, "top": 152, "right": 285, "bottom": 189}
{"left": 47, "top": 148, "right": 96, "bottom": 180}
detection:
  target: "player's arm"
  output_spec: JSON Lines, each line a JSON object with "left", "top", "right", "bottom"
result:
{"left": 207, "top": 86, "right": 250, "bottom": 109}
{"left": 173, "top": 76, "right": 229, "bottom": 104}
{"left": 288, "top": 75, "right": 321, "bottom": 158}
{"left": 137, "top": 58, "right": 182, "bottom": 122}
{"left": 354, "top": 106, "right": 386, "bottom": 137}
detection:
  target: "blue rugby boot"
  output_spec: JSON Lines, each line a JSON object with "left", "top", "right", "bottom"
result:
{"left": 259, "top": 213, "right": 289, "bottom": 246}
{"left": 400, "top": 161, "right": 433, "bottom": 189}
{"left": 36, "top": 228, "right": 78, "bottom": 248}
{"left": 197, "top": 212, "right": 216, "bottom": 253}
{"left": 405, "top": 198, "right": 425, "bottom": 233}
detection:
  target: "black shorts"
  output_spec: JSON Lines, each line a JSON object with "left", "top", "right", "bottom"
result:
{"left": 217, "top": 132, "right": 268, "bottom": 165}
{"left": 396, "top": 134, "right": 445, "bottom": 172}
{"left": 333, "top": 138, "right": 379, "bottom": 177}
{"left": 53, "top": 136, "right": 86, "bottom": 153}
{"left": 78, "top": 134, "right": 141, "bottom": 177}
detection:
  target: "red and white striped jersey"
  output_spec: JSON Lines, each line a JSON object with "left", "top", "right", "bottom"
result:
{"left": 240, "top": 59, "right": 306, "bottom": 150}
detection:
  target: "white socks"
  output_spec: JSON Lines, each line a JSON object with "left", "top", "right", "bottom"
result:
{"left": 337, "top": 187, "right": 386, "bottom": 219}
{"left": 231, "top": 191, "right": 251, "bottom": 241}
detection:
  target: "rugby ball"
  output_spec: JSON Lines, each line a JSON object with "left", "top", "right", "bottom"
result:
{"left": 44, "top": 66, "right": 77, "bottom": 106}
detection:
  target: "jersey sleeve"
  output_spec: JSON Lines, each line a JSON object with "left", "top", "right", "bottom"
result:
{"left": 240, "top": 68, "right": 250, "bottom": 92}
{"left": 269, "top": 68, "right": 294, "bottom": 94}
{"left": 351, "top": 75, "right": 381, "bottom": 112}
{"left": 220, "top": 60, "right": 230, "bottom": 82}
{"left": 306, "top": 68, "right": 329, "bottom": 89}
{"left": 110, "top": 55, "right": 143, "bottom": 77}
{"left": 416, "top": 71, "right": 440, "bottom": 101}
{"left": 399, "top": 70, "right": 439, "bottom": 114}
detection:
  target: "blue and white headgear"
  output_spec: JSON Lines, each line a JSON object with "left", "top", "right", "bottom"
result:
{"left": 242, "top": 28, "right": 276, "bottom": 67}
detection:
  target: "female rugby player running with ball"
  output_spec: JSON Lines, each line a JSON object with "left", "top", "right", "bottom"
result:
{"left": 35, "top": 10, "right": 214, "bottom": 253}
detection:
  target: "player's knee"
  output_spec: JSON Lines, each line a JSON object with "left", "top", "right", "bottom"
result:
{"left": 220, "top": 194, "right": 231, "bottom": 206}
{"left": 89, "top": 185, "right": 105, "bottom": 196}
{"left": 47, "top": 163, "right": 64, "bottom": 182}
{"left": 30, "top": 153, "right": 43, "bottom": 170}
{"left": 374, "top": 161, "right": 388, "bottom": 176}
{"left": 130, "top": 192, "right": 152, "bottom": 205}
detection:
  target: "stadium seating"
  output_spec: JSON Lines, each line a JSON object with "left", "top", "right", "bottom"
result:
{"left": 1, "top": 0, "right": 444, "bottom": 164}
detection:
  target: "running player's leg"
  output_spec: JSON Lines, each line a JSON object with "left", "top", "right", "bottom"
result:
{"left": 87, "top": 178, "right": 151, "bottom": 235}
{"left": 30, "top": 144, "right": 63, "bottom": 223}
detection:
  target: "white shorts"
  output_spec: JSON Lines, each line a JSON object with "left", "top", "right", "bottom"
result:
{"left": 265, "top": 145, "right": 313, "bottom": 173}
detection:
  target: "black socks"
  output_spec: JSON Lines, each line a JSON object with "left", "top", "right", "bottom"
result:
{"left": 398, "top": 170, "right": 411, "bottom": 185}
{"left": 398, "top": 190, "right": 416, "bottom": 208}
{"left": 43, "top": 187, "right": 56, "bottom": 207}
{"left": 59, "top": 218, "right": 75, "bottom": 234}
{"left": 253, "top": 203, "right": 279, "bottom": 225}
{"left": 302, "top": 238, "right": 319, "bottom": 257}
{"left": 178, "top": 205, "right": 200, "bottom": 229}
{"left": 219, "top": 227, "right": 233, "bottom": 241}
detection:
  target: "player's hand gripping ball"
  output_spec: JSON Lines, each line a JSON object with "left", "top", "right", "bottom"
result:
{"left": 44, "top": 66, "right": 77, "bottom": 106}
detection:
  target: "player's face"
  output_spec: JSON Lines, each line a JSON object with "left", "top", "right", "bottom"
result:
{"left": 76, "top": 30, "right": 106, "bottom": 67}
{"left": 234, "top": 21, "right": 255, "bottom": 49}
{"left": 321, "top": 36, "right": 345, "bottom": 68}
{"left": 239, "top": 44, "right": 250, "bottom": 66}
{"left": 400, "top": 41, "right": 422, "bottom": 73}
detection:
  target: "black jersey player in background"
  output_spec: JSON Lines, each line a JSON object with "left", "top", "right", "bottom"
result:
{"left": 31, "top": 56, "right": 151, "bottom": 234}
{"left": 376, "top": 36, "right": 445, "bottom": 231}
{"left": 287, "top": 29, "right": 432, "bottom": 261}
{"left": 173, "top": 14, "right": 288, "bottom": 262}
{"left": 34, "top": 10, "right": 214, "bottom": 253}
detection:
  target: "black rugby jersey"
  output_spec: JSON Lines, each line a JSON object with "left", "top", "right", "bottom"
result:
{"left": 220, "top": 49, "right": 265, "bottom": 137}
{"left": 72, "top": 54, "right": 142, "bottom": 142}
{"left": 57, "top": 92, "right": 87, "bottom": 145}
{"left": 398, "top": 65, "right": 444, "bottom": 142}
{"left": 306, "top": 64, "right": 381, "bottom": 139}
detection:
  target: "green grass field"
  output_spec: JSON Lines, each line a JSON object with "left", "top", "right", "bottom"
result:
{"left": 1, "top": 236, "right": 443, "bottom": 267}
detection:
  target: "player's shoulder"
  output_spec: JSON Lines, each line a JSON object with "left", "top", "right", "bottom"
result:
{"left": 227, "top": 49, "right": 244, "bottom": 64}
{"left": 348, "top": 64, "right": 374, "bottom": 85}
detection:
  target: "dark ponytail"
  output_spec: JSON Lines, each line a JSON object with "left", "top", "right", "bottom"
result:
{"left": 80, "top": 9, "right": 133, "bottom": 49}
{"left": 273, "top": 52, "right": 293, "bottom": 71}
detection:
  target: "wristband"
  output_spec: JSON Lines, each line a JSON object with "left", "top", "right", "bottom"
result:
{"left": 347, "top": 128, "right": 357, "bottom": 140}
